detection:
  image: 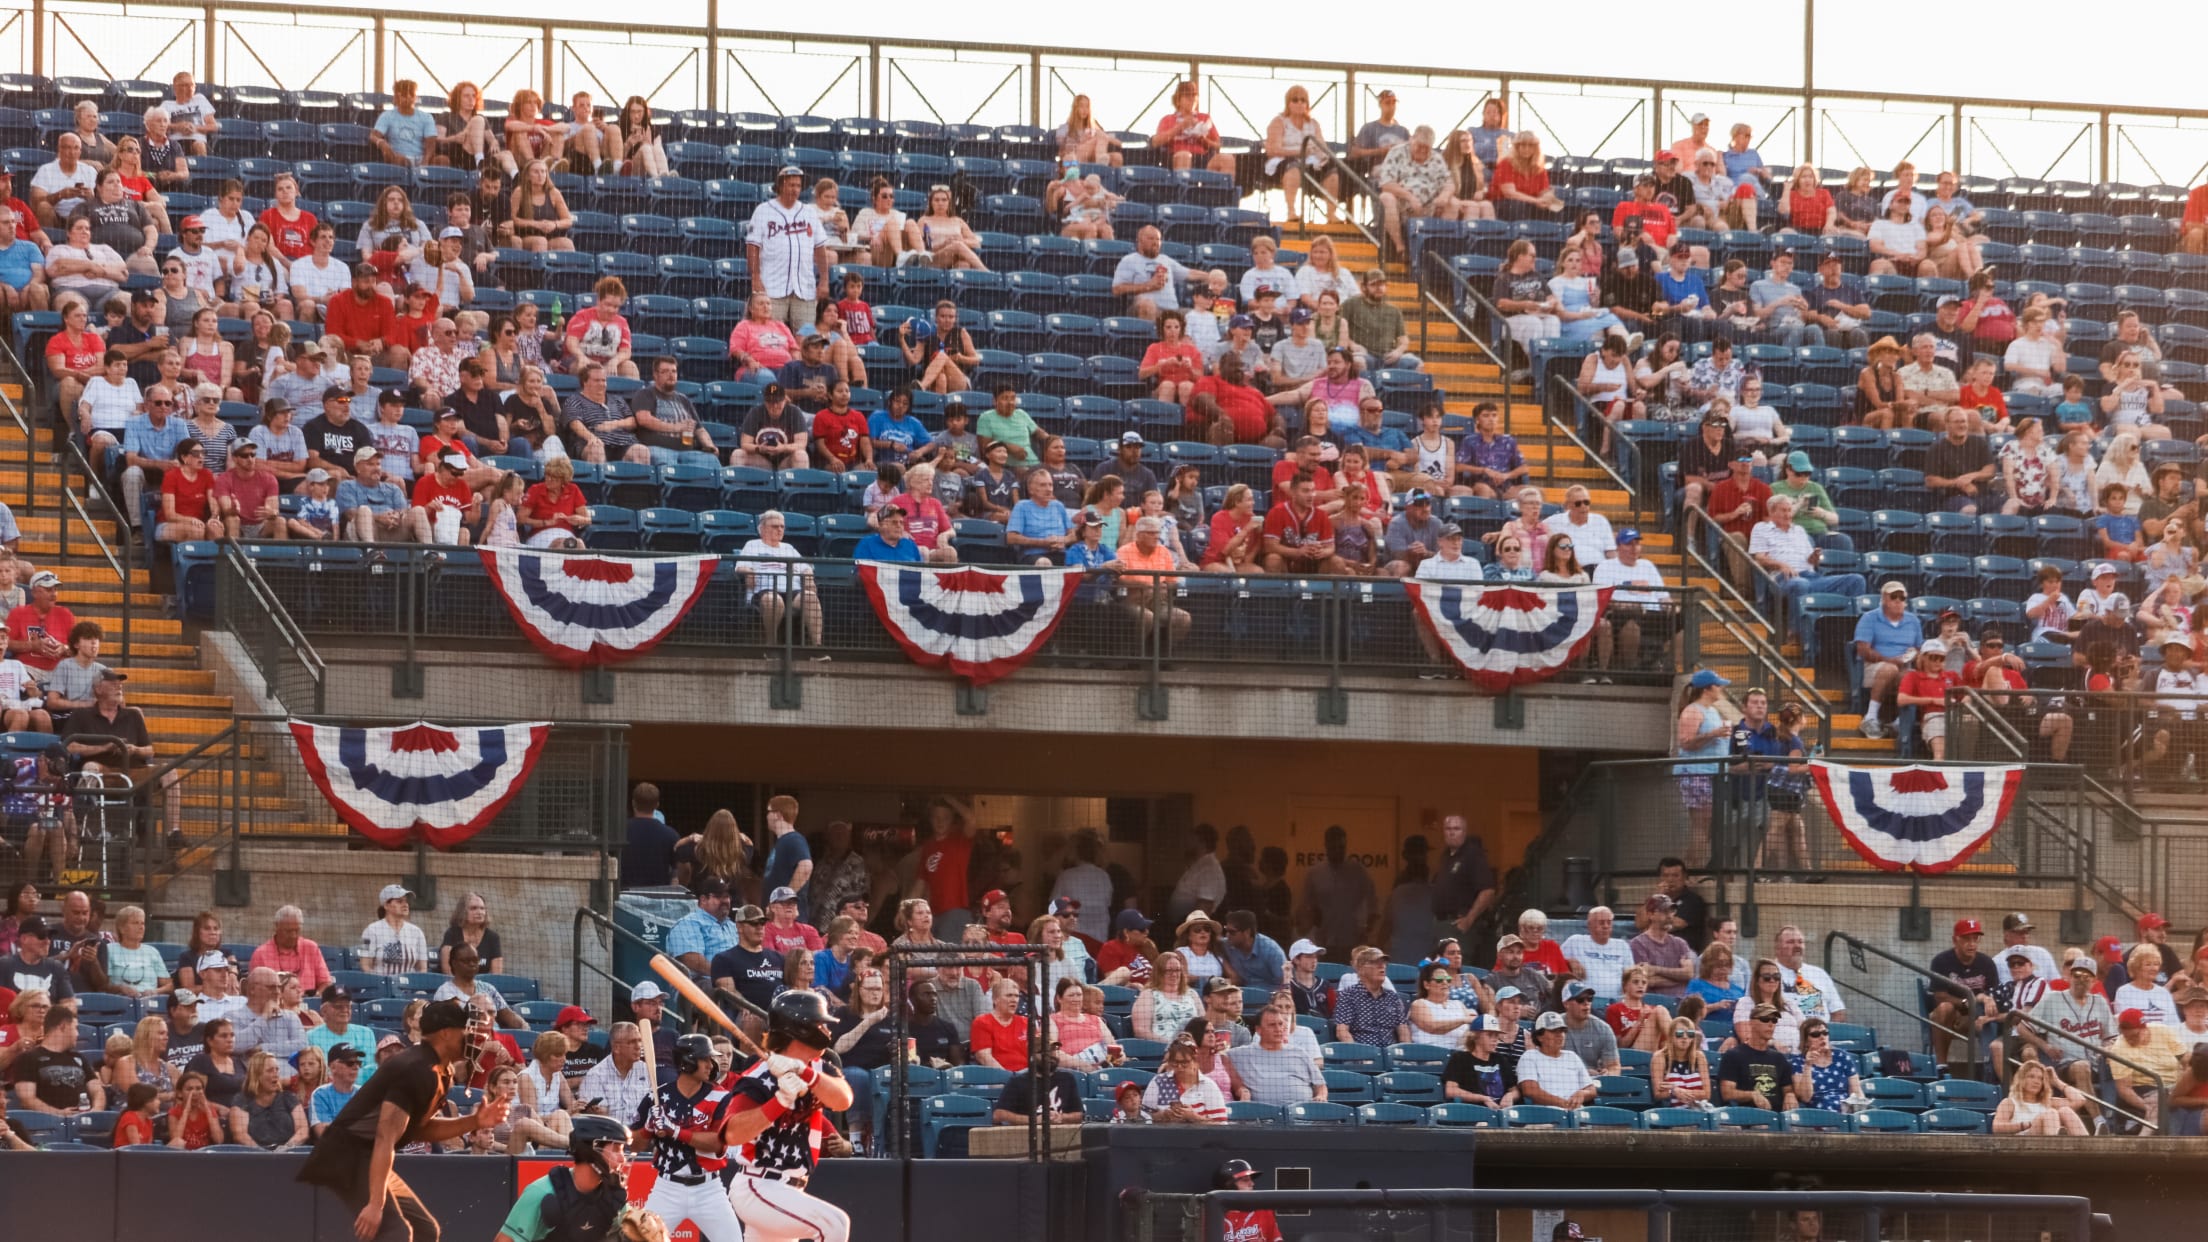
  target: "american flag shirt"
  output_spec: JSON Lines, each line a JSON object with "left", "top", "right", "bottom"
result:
{"left": 635, "top": 1077, "right": 734, "bottom": 1178}
{"left": 722, "top": 1060, "right": 826, "bottom": 1175}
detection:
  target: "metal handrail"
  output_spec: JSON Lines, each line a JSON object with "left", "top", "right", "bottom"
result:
{"left": 215, "top": 536, "right": 326, "bottom": 713}
{"left": 53, "top": 434, "right": 131, "bottom": 660}
{"left": 1826, "top": 930, "right": 2164, "bottom": 1133}
{"left": 2007, "top": 1009, "right": 2165, "bottom": 1133}
{"left": 1543, "top": 374, "right": 1644, "bottom": 528}
{"left": 1687, "top": 590, "right": 1833, "bottom": 752}
{"left": 1677, "top": 498, "right": 1797, "bottom": 651}
{"left": 1410, "top": 250, "right": 1516, "bottom": 456}
{"left": 0, "top": 332, "right": 36, "bottom": 528}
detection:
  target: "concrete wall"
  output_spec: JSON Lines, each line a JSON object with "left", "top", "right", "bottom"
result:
{"left": 152, "top": 844, "right": 609, "bottom": 1007}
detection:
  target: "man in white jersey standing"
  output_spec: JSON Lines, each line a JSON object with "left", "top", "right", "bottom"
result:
{"left": 747, "top": 166, "right": 833, "bottom": 333}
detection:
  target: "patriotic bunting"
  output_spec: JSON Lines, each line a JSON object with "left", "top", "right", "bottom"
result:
{"left": 857, "top": 563, "right": 1082, "bottom": 685}
{"left": 1808, "top": 760, "right": 2026, "bottom": 873}
{"left": 1401, "top": 583, "right": 1611, "bottom": 693}
{"left": 288, "top": 720, "right": 553, "bottom": 850}
{"left": 480, "top": 547, "right": 719, "bottom": 667}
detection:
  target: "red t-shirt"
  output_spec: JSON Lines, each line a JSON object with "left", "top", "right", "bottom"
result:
{"left": 6, "top": 603, "right": 75, "bottom": 671}
{"left": 325, "top": 291, "right": 398, "bottom": 352}
{"left": 1611, "top": 199, "right": 1677, "bottom": 246}
{"left": 1605, "top": 1001, "right": 1650, "bottom": 1037}
{"left": 893, "top": 492, "right": 949, "bottom": 549}
{"left": 2186, "top": 185, "right": 2208, "bottom": 231}
{"left": 1899, "top": 669, "right": 1961, "bottom": 717}
{"left": 811, "top": 408, "right": 870, "bottom": 463}
{"left": 411, "top": 473, "right": 474, "bottom": 512}
{"left": 1524, "top": 938, "right": 1569, "bottom": 975}
{"left": 258, "top": 206, "right": 319, "bottom": 260}
{"left": 1964, "top": 660, "right": 2027, "bottom": 690}
{"left": 46, "top": 329, "right": 104, "bottom": 376}
{"left": 393, "top": 302, "right": 438, "bottom": 351}
{"left": 837, "top": 299, "right": 875, "bottom": 345}
{"left": 1140, "top": 340, "right": 1204, "bottom": 384}
{"left": 1262, "top": 500, "right": 1334, "bottom": 549}
{"left": 970, "top": 1012, "right": 1030, "bottom": 1072}
{"left": 1490, "top": 160, "right": 1550, "bottom": 202}
{"left": 160, "top": 466, "right": 215, "bottom": 521}
{"left": 1271, "top": 459, "right": 1335, "bottom": 494}
{"left": 916, "top": 832, "right": 972, "bottom": 912}
{"left": 1787, "top": 186, "right": 1835, "bottom": 232}
{"left": 1095, "top": 938, "right": 1153, "bottom": 984}
{"left": 763, "top": 922, "right": 824, "bottom": 955}
{"left": 114, "top": 1110, "right": 158, "bottom": 1147}
{"left": 1957, "top": 383, "right": 2009, "bottom": 425}
{"left": 1, "top": 196, "right": 33, "bottom": 234}
{"left": 1707, "top": 476, "right": 1771, "bottom": 538}
{"left": 418, "top": 433, "right": 473, "bottom": 474}
{"left": 1188, "top": 375, "right": 1272, "bottom": 443}
{"left": 520, "top": 481, "right": 585, "bottom": 531}
{"left": 215, "top": 466, "right": 279, "bottom": 520}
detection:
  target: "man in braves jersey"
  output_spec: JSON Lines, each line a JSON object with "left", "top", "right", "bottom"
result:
{"left": 719, "top": 992, "right": 853, "bottom": 1242}
{"left": 630, "top": 1034, "right": 743, "bottom": 1242}
{"left": 748, "top": 166, "right": 833, "bottom": 333}
{"left": 1216, "top": 1158, "right": 1283, "bottom": 1242}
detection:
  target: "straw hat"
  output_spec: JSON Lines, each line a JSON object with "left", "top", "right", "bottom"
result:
{"left": 1176, "top": 909, "right": 1222, "bottom": 940}
{"left": 1867, "top": 335, "right": 1904, "bottom": 359}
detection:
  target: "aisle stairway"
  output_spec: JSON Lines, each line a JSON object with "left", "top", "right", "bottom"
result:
{"left": 1280, "top": 220, "right": 1873, "bottom": 752}
{"left": 0, "top": 352, "right": 285, "bottom": 896}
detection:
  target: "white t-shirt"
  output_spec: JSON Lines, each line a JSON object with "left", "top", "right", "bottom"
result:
{"left": 1591, "top": 555, "right": 1667, "bottom": 605}
{"left": 2113, "top": 982, "right": 2178, "bottom": 1028}
{"left": 30, "top": 160, "right": 95, "bottom": 199}
{"left": 47, "top": 242, "right": 122, "bottom": 293}
{"left": 1517, "top": 1046, "right": 1594, "bottom": 1102}
{"left": 80, "top": 376, "right": 141, "bottom": 431}
{"left": 1561, "top": 933, "right": 1635, "bottom": 997}
{"left": 1111, "top": 250, "right": 1188, "bottom": 311}
{"left": 2157, "top": 667, "right": 2206, "bottom": 720}
{"left": 163, "top": 96, "right": 219, "bottom": 132}
{"left": 1415, "top": 553, "right": 1484, "bottom": 582}
{"left": 357, "top": 918, "right": 428, "bottom": 975}
{"left": 735, "top": 538, "right": 809, "bottom": 595}
{"left": 1868, "top": 219, "right": 1926, "bottom": 257}
{"left": 745, "top": 199, "right": 831, "bottom": 299}
{"left": 1777, "top": 962, "right": 1844, "bottom": 1022}
{"left": 851, "top": 207, "right": 906, "bottom": 246}
{"left": 289, "top": 255, "right": 352, "bottom": 304}
{"left": 1542, "top": 510, "right": 1616, "bottom": 561}
{"left": 0, "top": 658, "right": 38, "bottom": 709}
{"left": 1993, "top": 943, "right": 2060, "bottom": 986}
{"left": 172, "top": 246, "right": 228, "bottom": 299}
{"left": 1295, "top": 264, "right": 1359, "bottom": 307}
{"left": 198, "top": 208, "right": 250, "bottom": 253}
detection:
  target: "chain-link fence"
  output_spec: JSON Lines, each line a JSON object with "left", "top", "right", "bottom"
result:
{"left": 1948, "top": 687, "right": 2208, "bottom": 790}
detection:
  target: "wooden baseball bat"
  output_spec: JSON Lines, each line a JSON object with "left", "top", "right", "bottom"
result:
{"left": 648, "top": 953, "right": 769, "bottom": 1061}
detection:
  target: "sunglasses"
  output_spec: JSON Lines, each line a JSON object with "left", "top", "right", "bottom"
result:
{"left": 1571, "top": 499, "right": 1590, "bottom": 508}
{"left": 1758, "top": 973, "right": 1781, "bottom": 981}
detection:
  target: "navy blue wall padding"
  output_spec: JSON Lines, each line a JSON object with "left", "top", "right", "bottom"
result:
{"left": 813, "top": 1154, "right": 909, "bottom": 1242}
{"left": 378, "top": 1154, "right": 519, "bottom": 1242}
{"left": 119, "top": 1150, "right": 317, "bottom": 1242}
{"left": 0, "top": 1150, "right": 114, "bottom": 1237}
{"left": 906, "top": 1158, "right": 1049, "bottom": 1241}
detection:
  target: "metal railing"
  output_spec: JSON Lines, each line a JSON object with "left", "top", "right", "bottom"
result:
{"left": 1411, "top": 251, "right": 1518, "bottom": 453}
{"left": 12, "top": 0, "right": 2208, "bottom": 187}
{"left": 1824, "top": 929, "right": 2165, "bottom": 1133}
{"left": 207, "top": 541, "right": 1707, "bottom": 700}
{"left": 1518, "top": 756, "right": 2099, "bottom": 939}
{"left": 214, "top": 535, "right": 325, "bottom": 714}
{"left": 1678, "top": 499, "right": 1798, "bottom": 653}
{"left": 1545, "top": 375, "right": 1647, "bottom": 532}
{"left": 51, "top": 434, "right": 131, "bottom": 660}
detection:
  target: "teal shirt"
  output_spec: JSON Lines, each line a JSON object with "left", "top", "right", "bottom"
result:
{"left": 497, "top": 1175, "right": 557, "bottom": 1242}
{"left": 976, "top": 407, "right": 1042, "bottom": 461}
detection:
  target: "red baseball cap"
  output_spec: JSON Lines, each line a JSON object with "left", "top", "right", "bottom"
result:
{"left": 2094, "top": 935, "right": 2123, "bottom": 957}
{"left": 1652, "top": 149, "right": 1678, "bottom": 163}
{"left": 1953, "top": 918, "right": 1983, "bottom": 936}
{"left": 553, "top": 1005, "right": 596, "bottom": 1027}
{"left": 2118, "top": 1007, "right": 2147, "bottom": 1031}
{"left": 979, "top": 889, "right": 1010, "bottom": 911}
{"left": 2139, "top": 913, "right": 2170, "bottom": 931}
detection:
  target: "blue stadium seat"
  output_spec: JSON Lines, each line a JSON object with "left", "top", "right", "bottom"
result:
{"left": 1287, "top": 1101, "right": 1356, "bottom": 1125}
{"left": 1571, "top": 1106, "right": 1645, "bottom": 1130}
{"left": 1502, "top": 1105, "right": 1575, "bottom": 1129}
{"left": 1641, "top": 1106, "right": 1713, "bottom": 1131}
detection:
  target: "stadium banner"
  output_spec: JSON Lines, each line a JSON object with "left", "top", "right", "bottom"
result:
{"left": 857, "top": 563, "right": 1082, "bottom": 685}
{"left": 1808, "top": 760, "right": 2027, "bottom": 873}
{"left": 480, "top": 547, "right": 719, "bottom": 667}
{"left": 1401, "top": 583, "right": 1612, "bottom": 693}
{"left": 289, "top": 720, "right": 553, "bottom": 850}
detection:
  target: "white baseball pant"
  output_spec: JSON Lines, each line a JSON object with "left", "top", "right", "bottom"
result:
{"left": 643, "top": 1174, "right": 745, "bottom": 1242}
{"left": 728, "top": 1171, "right": 850, "bottom": 1242}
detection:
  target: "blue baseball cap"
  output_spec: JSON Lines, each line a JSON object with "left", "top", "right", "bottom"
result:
{"left": 1227, "top": 313, "right": 1254, "bottom": 332}
{"left": 1688, "top": 669, "right": 1731, "bottom": 689}
{"left": 1617, "top": 528, "right": 1642, "bottom": 544}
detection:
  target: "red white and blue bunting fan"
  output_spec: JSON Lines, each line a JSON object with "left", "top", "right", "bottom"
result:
{"left": 479, "top": 547, "right": 719, "bottom": 667}
{"left": 857, "top": 564, "right": 1082, "bottom": 685}
{"left": 1808, "top": 761, "right": 2026, "bottom": 873}
{"left": 288, "top": 720, "right": 553, "bottom": 850}
{"left": 1401, "top": 583, "right": 1611, "bottom": 693}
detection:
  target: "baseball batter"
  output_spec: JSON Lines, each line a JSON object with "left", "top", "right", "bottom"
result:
{"left": 630, "top": 1034, "right": 744, "bottom": 1242}
{"left": 717, "top": 992, "right": 853, "bottom": 1242}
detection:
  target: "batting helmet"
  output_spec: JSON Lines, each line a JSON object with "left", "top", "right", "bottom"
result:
{"left": 766, "top": 990, "right": 835, "bottom": 1052}
{"left": 1213, "top": 1158, "right": 1257, "bottom": 1190}
{"left": 568, "top": 1113, "right": 630, "bottom": 1175}
{"left": 673, "top": 1033, "right": 717, "bottom": 1079}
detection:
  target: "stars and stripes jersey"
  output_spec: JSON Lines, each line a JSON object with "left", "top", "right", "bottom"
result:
{"left": 745, "top": 200, "right": 830, "bottom": 299}
{"left": 721, "top": 1059, "right": 827, "bottom": 1175}
{"left": 635, "top": 1077, "right": 735, "bottom": 1178}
